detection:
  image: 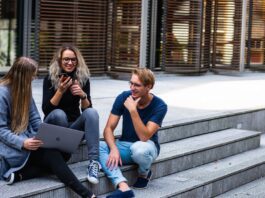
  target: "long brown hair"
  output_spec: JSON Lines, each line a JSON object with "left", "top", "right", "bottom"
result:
{"left": 0, "top": 57, "right": 38, "bottom": 134}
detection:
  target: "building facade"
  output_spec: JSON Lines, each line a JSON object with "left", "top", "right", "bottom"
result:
{"left": 0, "top": 0, "right": 264, "bottom": 76}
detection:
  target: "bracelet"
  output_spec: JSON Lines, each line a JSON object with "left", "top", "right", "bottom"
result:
{"left": 80, "top": 93, "right": 87, "bottom": 100}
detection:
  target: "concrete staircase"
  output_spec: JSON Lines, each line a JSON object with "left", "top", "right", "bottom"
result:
{"left": 216, "top": 175, "right": 265, "bottom": 198}
{"left": 1, "top": 112, "right": 265, "bottom": 198}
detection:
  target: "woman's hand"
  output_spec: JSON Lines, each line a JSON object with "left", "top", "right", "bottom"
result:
{"left": 58, "top": 76, "right": 72, "bottom": 94}
{"left": 23, "top": 138, "right": 43, "bottom": 150}
{"left": 70, "top": 80, "right": 85, "bottom": 97}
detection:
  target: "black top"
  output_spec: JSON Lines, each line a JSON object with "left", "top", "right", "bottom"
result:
{"left": 42, "top": 75, "right": 92, "bottom": 122}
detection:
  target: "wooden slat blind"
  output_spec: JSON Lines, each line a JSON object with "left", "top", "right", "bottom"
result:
{"left": 107, "top": 0, "right": 142, "bottom": 72}
{"left": 30, "top": 1, "right": 40, "bottom": 63}
{"left": 211, "top": 0, "right": 242, "bottom": 69}
{"left": 247, "top": 0, "right": 265, "bottom": 69}
{"left": 162, "top": 0, "right": 204, "bottom": 73}
{"left": 38, "top": 0, "right": 108, "bottom": 74}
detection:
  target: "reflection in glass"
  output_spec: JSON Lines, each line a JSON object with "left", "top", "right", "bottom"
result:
{"left": 0, "top": 0, "right": 17, "bottom": 67}
{"left": 248, "top": 0, "right": 265, "bottom": 66}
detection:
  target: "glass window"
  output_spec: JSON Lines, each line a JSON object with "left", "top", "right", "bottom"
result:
{"left": 0, "top": 0, "right": 17, "bottom": 67}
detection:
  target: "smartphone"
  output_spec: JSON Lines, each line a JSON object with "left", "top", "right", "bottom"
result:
{"left": 58, "top": 73, "right": 70, "bottom": 81}
{"left": 58, "top": 73, "right": 68, "bottom": 78}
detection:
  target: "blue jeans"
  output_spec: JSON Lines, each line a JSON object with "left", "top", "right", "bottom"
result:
{"left": 99, "top": 140, "right": 158, "bottom": 187}
{"left": 44, "top": 108, "right": 99, "bottom": 160}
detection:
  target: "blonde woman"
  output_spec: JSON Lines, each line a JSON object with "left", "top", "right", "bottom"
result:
{"left": 42, "top": 44, "right": 100, "bottom": 184}
{"left": 0, "top": 57, "right": 96, "bottom": 198}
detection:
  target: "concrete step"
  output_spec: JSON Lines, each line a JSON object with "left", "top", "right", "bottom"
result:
{"left": 216, "top": 177, "right": 265, "bottom": 198}
{"left": 70, "top": 108, "right": 263, "bottom": 164}
{"left": 133, "top": 108, "right": 265, "bottom": 144}
{"left": 100, "top": 146, "right": 265, "bottom": 198}
{"left": 69, "top": 140, "right": 89, "bottom": 164}
{"left": 0, "top": 129, "right": 260, "bottom": 198}
{"left": 215, "top": 134, "right": 265, "bottom": 198}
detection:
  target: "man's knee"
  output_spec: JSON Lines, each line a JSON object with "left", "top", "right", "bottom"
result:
{"left": 130, "top": 141, "right": 157, "bottom": 161}
{"left": 130, "top": 141, "right": 150, "bottom": 157}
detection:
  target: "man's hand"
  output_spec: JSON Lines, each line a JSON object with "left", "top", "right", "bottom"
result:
{"left": 58, "top": 76, "right": 72, "bottom": 93}
{"left": 23, "top": 138, "right": 43, "bottom": 150}
{"left": 106, "top": 147, "right": 122, "bottom": 170}
{"left": 124, "top": 96, "right": 141, "bottom": 112}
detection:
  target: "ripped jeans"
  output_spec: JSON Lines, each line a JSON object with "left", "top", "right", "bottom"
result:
{"left": 99, "top": 140, "right": 158, "bottom": 187}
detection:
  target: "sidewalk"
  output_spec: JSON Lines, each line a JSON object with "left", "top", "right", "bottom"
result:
{"left": 32, "top": 72, "right": 265, "bottom": 136}
{"left": 2, "top": 71, "right": 265, "bottom": 198}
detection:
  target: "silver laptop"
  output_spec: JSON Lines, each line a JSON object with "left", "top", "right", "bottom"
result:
{"left": 35, "top": 123, "right": 84, "bottom": 153}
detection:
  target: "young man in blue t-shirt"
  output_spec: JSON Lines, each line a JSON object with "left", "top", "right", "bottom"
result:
{"left": 99, "top": 68, "right": 167, "bottom": 198}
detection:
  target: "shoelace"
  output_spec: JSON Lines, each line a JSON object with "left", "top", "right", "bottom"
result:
{"left": 89, "top": 161, "right": 99, "bottom": 177}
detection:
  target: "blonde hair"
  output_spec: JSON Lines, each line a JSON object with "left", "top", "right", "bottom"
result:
{"left": 49, "top": 44, "right": 90, "bottom": 89}
{"left": 0, "top": 57, "right": 38, "bottom": 134}
{"left": 132, "top": 68, "right": 155, "bottom": 89}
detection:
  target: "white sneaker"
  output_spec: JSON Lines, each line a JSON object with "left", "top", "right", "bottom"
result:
{"left": 87, "top": 160, "right": 101, "bottom": 184}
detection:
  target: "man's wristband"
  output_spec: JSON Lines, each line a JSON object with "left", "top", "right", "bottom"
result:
{"left": 80, "top": 93, "right": 87, "bottom": 100}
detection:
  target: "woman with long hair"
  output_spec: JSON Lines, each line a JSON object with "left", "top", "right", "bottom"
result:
{"left": 0, "top": 57, "right": 96, "bottom": 198}
{"left": 42, "top": 44, "right": 100, "bottom": 184}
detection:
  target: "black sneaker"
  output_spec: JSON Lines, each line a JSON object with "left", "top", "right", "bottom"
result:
{"left": 106, "top": 189, "right": 135, "bottom": 198}
{"left": 132, "top": 170, "right": 152, "bottom": 189}
{"left": 5, "top": 173, "right": 15, "bottom": 185}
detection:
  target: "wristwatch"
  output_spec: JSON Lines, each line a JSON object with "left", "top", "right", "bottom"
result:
{"left": 80, "top": 93, "right": 87, "bottom": 100}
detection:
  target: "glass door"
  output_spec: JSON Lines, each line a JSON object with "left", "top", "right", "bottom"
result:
{"left": 209, "top": 0, "right": 246, "bottom": 72}
{"left": 246, "top": 0, "right": 265, "bottom": 70}
{"left": 161, "top": 0, "right": 205, "bottom": 73}
{"left": 0, "top": 0, "right": 17, "bottom": 67}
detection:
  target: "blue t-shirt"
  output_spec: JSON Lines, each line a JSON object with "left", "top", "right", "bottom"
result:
{"left": 111, "top": 91, "right": 167, "bottom": 154}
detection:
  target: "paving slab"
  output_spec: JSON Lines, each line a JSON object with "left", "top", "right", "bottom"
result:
{"left": 33, "top": 72, "right": 265, "bottom": 135}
